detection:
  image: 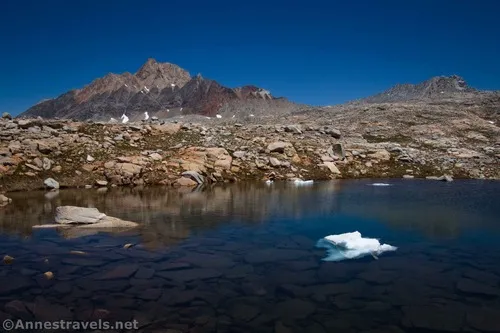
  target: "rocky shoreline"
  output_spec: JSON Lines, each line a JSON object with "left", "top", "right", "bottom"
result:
{"left": 1, "top": 111, "right": 499, "bottom": 194}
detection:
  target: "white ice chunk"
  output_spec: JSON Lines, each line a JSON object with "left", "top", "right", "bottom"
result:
{"left": 294, "top": 179, "right": 313, "bottom": 186}
{"left": 316, "top": 231, "right": 397, "bottom": 262}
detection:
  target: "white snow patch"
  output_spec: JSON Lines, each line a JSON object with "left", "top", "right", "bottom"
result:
{"left": 144, "top": 112, "right": 149, "bottom": 120}
{"left": 171, "top": 83, "right": 176, "bottom": 87}
{"left": 120, "top": 114, "right": 129, "bottom": 124}
{"left": 143, "top": 86, "right": 150, "bottom": 93}
{"left": 216, "top": 114, "right": 222, "bottom": 119}
{"left": 316, "top": 231, "right": 397, "bottom": 262}
{"left": 249, "top": 114, "right": 254, "bottom": 117}
{"left": 487, "top": 120, "right": 494, "bottom": 124}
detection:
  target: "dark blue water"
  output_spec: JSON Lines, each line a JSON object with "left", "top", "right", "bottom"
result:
{"left": 0, "top": 180, "right": 499, "bottom": 332}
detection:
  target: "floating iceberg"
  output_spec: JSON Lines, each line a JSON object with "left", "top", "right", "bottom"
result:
{"left": 368, "top": 183, "right": 391, "bottom": 186}
{"left": 316, "top": 231, "right": 397, "bottom": 262}
{"left": 294, "top": 179, "right": 314, "bottom": 186}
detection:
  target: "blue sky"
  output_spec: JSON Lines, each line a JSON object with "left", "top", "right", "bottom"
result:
{"left": 1, "top": 0, "right": 499, "bottom": 114}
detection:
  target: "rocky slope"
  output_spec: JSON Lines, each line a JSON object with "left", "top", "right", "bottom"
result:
{"left": 20, "top": 59, "right": 294, "bottom": 121}
{"left": 356, "top": 75, "right": 497, "bottom": 104}
{"left": 1, "top": 99, "right": 499, "bottom": 193}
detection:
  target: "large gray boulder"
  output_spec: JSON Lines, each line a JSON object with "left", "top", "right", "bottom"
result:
{"left": 47, "top": 206, "right": 139, "bottom": 229}
{"left": 55, "top": 206, "right": 106, "bottom": 224}
{"left": 44, "top": 178, "right": 60, "bottom": 189}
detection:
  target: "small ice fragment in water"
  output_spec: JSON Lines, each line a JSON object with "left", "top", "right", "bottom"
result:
{"left": 369, "top": 183, "right": 391, "bottom": 186}
{"left": 294, "top": 179, "right": 313, "bottom": 186}
{"left": 316, "top": 231, "right": 397, "bottom": 262}
{"left": 265, "top": 179, "right": 273, "bottom": 185}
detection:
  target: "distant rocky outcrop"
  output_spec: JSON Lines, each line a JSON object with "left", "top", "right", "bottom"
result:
{"left": 20, "top": 58, "right": 294, "bottom": 121}
{"left": 357, "top": 75, "right": 491, "bottom": 104}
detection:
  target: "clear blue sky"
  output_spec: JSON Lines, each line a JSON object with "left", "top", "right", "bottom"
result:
{"left": 1, "top": 0, "right": 500, "bottom": 115}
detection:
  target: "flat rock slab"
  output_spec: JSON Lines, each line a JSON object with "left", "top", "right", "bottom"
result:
{"left": 0, "top": 277, "right": 33, "bottom": 295}
{"left": 155, "top": 261, "right": 192, "bottom": 271}
{"left": 228, "top": 303, "right": 261, "bottom": 322}
{"left": 358, "top": 270, "right": 400, "bottom": 284}
{"left": 274, "top": 299, "right": 316, "bottom": 320}
{"left": 401, "top": 305, "right": 464, "bottom": 332}
{"left": 61, "top": 258, "right": 107, "bottom": 267}
{"left": 76, "top": 216, "right": 138, "bottom": 228}
{"left": 137, "top": 288, "right": 163, "bottom": 300}
{"left": 456, "top": 278, "right": 500, "bottom": 296}
{"left": 53, "top": 206, "right": 138, "bottom": 228}
{"left": 176, "top": 253, "right": 235, "bottom": 268}
{"left": 55, "top": 206, "right": 106, "bottom": 224}
{"left": 34, "top": 296, "right": 73, "bottom": 321}
{"left": 96, "top": 264, "right": 139, "bottom": 280}
{"left": 244, "top": 249, "right": 310, "bottom": 264}
{"left": 134, "top": 267, "right": 156, "bottom": 279}
{"left": 158, "top": 268, "right": 222, "bottom": 282}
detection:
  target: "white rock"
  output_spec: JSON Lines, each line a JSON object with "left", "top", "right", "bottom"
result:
{"left": 0, "top": 194, "right": 12, "bottom": 203}
{"left": 55, "top": 206, "right": 106, "bottom": 224}
{"left": 86, "top": 155, "right": 95, "bottom": 162}
{"left": 149, "top": 153, "right": 162, "bottom": 161}
{"left": 321, "top": 162, "right": 341, "bottom": 174}
{"left": 44, "top": 178, "right": 60, "bottom": 189}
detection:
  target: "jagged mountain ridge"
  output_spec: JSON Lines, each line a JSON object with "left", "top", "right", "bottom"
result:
{"left": 20, "top": 58, "right": 285, "bottom": 120}
{"left": 356, "top": 75, "right": 488, "bottom": 104}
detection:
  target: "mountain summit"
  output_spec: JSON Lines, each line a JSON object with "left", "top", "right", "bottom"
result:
{"left": 20, "top": 59, "right": 287, "bottom": 120}
{"left": 358, "top": 75, "right": 478, "bottom": 103}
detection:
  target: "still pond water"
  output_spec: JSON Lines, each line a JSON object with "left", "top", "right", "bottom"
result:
{"left": 0, "top": 180, "right": 499, "bottom": 333}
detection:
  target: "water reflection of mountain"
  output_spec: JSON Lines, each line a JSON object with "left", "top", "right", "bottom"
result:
{"left": 0, "top": 182, "right": 344, "bottom": 245}
{"left": 0, "top": 180, "right": 498, "bottom": 245}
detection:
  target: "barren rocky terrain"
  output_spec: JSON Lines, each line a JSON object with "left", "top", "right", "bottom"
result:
{"left": 1, "top": 95, "right": 499, "bottom": 195}
{"left": 2, "top": 72, "right": 499, "bottom": 196}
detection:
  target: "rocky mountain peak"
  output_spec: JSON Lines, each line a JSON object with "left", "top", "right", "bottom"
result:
{"left": 358, "top": 75, "right": 478, "bottom": 104}
{"left": 20, "top": 59, "right": 287, "bottom": 120}
{"left": 135, "top": 58, "right": 191, "bottom": 89}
